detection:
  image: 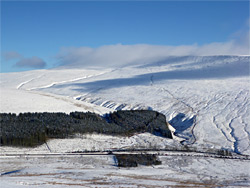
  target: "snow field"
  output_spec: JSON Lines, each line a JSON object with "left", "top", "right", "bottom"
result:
{"left": 0, "top": 56, "right": 249, "bottom": 154}
{"left": 1, "top": 153, "right": 249, "bottom": 187}
{"left": 1, "top": 55, "right": 250, "bottom": 187}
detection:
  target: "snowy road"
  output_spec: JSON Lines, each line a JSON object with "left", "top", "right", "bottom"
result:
{"left": 1, "top": 150, "right": 249, "bottom": 160}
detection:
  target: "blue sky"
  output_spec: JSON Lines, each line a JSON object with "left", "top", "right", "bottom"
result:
{"left": 1, "top": 1, "right": 249, "bottom": 72}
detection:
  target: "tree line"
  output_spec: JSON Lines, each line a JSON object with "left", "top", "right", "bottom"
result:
{"left": 0, "top": 110, "right": 172, "bottom": 147}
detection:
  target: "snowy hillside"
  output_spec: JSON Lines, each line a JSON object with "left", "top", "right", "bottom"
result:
{"left": 1, "top": 55, "right": 250, "bottom": 155}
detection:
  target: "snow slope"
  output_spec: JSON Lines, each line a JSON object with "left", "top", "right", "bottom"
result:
{"left": 0, "top": 69, "right": 111, "bottom": 114}
{"left": 0, "top": 55, "right": 249, "bottom": 155}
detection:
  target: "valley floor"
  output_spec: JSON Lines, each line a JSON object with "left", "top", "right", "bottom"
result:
{"left": 1, "top": 133, "right": 250, "bottom": 187}
{"left": 1, "top": 153, "right": 250, "bottom": 188}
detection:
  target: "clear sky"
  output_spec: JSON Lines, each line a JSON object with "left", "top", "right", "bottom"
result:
{"left": 1, "top": 1, "right": 249, "bottom": 72}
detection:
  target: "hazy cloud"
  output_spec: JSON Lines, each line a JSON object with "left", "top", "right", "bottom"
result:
{"left": 57, "top": 20, "right": 249, "bottom": 69}
{"left": 15, "top": 56, "right": 47, "bottom": 68}
{"left": 2, "top": 51, "right": 23, "bottom": 61}
{"left": 229, "top": 18, "right": 250, "bottom": 52}
{"left": 2, "top": 51, "right": 47, "bottom": 69}
{"left": 57, "top": 37, "right": 249, "bottom": 68}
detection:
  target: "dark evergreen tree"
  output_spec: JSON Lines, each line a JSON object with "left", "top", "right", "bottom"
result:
{"left": 0, "top": 110, "right": 172, "bottom": 147}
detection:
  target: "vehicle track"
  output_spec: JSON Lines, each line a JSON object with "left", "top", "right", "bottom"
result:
{"left": 1, "top": 150, "right": 249, "bottom": 161}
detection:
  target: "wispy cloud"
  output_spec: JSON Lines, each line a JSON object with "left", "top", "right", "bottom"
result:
{"left": 229, "top": 18, "right": 250, "bottom": 51}
{"left": 2, "top": 51, "right": 23, "bottom": 61}
{"left": 15, "top": 56, "right": 47, "bottom": 68}
{"left": 57, "top": 37, "right": 249, "bottom": 68}
{"left": 2, "top": 51, "right": 47, "bottom": 69}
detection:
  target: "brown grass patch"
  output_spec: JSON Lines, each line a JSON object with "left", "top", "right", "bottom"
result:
{"left": 106, "top": 173, "right": 222, "bottom": 187}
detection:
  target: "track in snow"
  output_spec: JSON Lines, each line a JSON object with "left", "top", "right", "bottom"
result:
{"left": 1, "top": 151, "right": 249, "bottom": 161}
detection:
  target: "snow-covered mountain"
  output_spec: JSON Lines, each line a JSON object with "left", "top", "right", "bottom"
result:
{"left": 1, "top": 55, "right": 249, "bottom": 155}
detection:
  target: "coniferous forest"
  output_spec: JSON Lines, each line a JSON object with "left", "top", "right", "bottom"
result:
{"left": 0, "top": 110, "right": 172, "bottom": 147}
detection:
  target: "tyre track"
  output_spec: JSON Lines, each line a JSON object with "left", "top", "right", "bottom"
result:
{"left": 1, "top": 151, "right": 249, "bottom": 161}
